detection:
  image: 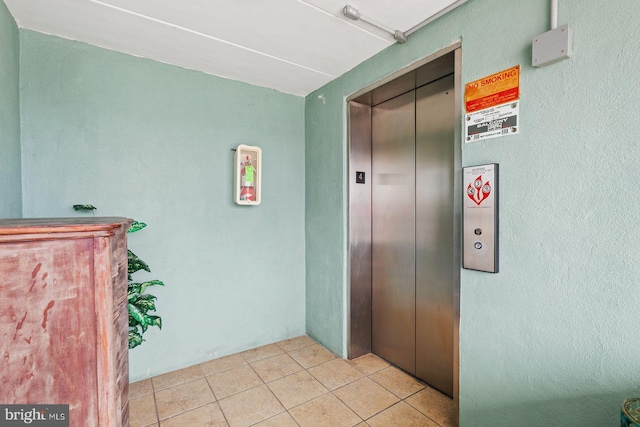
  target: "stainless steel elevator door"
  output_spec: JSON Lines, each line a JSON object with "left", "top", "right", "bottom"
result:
{"left": 371, "top": 75, "right": 454, "bottom": 397}
{"left": 371, "top": 90, "right": 416, "bottom": 375}
{"left": 415, "top": 75, "right": 454, "bottom": 397}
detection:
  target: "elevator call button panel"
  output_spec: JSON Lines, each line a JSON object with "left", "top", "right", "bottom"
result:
{"left": 463, "top": 163, "right": 498, "bottom": 273}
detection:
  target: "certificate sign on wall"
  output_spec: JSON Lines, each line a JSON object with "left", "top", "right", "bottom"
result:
{"left": 464, "top": 66, "right": 520, "bottom": 143}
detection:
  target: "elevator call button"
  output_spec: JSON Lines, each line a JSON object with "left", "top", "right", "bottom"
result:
{"left": 463, "top": 163, "right": 498, "bottom": 273}
{"left": 356, "top": 171, "right": 365, "bottom": 184}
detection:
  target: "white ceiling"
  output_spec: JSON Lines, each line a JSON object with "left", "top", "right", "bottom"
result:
{"left": 5, "top": 0, "right": 464, "bottom": 96}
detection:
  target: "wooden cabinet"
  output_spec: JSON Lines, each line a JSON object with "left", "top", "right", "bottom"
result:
{"left": 0, "top": 218, "right": 132, "bottom": 426}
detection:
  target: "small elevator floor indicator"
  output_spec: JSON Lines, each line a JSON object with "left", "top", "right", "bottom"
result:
{"left": 356, "top": 171, "right": 365, "bottom": 184}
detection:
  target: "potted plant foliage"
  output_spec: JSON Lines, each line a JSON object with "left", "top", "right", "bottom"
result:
{"left": 73, "top": 205, "right": 164, "bottom": 348}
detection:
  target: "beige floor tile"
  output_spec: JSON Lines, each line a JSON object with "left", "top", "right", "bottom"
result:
{"left": 252, "top": 411, "right": 299, "bottom": 427}
{"left": 130, "top": 379, "right": 154, "bottom": 399}
{"left": 367, "top": 402, "right": 439, "bottom": 427}
{"left": 267, "top": 370, "right": 329, "bottom": 409}
{"left": 250, "top": 353, "right": 303, "bottom": 383}
{"left": 288, "top": 343, "right": 336, "bottom": 369}
{"left": 333, "top": 377, "right": 400, "bottom": 420}
{"left": 308, "top": 358, "right": 364, "bottom": 391}
{"left": 152, "top": 365, "right": 204, "bottom": 391}
{"left": 241, "top": 344, "right": 284, "bottom": 363}
{"left": 159, "top": 402, "right": 228, "bottom": 427}
{"left": 155, "top": 378, "right": 215, "bottom": 420}
{"left": 206, "top": 364, "right": 263, "bottom": 400}
{"left": 289, "top": 393, "right": 362, "bottom": 427}
{"left": 405, "top": 386, "right": 455, "bottom": 427}
{"left": 218, "top": 384, "right": 284, "bottom": 427}
{"left": 369, "top": 366, "right": 425, "bottom": 399}
{"left": 136, "top": 340, "right": 453, "bottom": 427}
{"left": 276, "top": 335, "right": 317, "bottom": 352}
{"left": 200, "top": 353, "right": 247, "bottom": 376}
{"left": 129, "top": 393, "right": 158, "bottom": 427}
{"left": 348, "top": 354, "right": 389, "bottom": 376}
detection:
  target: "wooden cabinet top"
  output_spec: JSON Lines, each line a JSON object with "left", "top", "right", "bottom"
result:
{"left": 0, "top": 217, "right": 132, "bottom": 238}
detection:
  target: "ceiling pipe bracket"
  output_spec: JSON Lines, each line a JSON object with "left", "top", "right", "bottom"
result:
{"left": 343, "top": 5, "right": 407, "bottom": 43}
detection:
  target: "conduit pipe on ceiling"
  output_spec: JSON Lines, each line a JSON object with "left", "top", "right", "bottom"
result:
{"left": 343, "top": 0, "right": 468, "bottom": 44}
{"left": 343, "top": 5, "right": 407, "bottom": 43}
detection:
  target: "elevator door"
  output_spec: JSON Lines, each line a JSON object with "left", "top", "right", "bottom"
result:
{"left": 371, "top": 74, "right": 454, "bottom": 397}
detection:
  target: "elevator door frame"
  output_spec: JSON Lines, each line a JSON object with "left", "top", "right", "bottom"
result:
{"left": 347, "top": 44, "right": 462, "bottom": 416}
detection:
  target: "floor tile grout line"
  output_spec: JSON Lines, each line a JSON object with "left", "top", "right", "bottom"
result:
{"left": 259, "top": 365, "right": 311, "bottom": 387}
{"left": 232, "top": 354, "right": 293, "bottom": 425}
{"left": 151, "top": 374, "right": 207, "bottom": 393}
{"left": 239, "top": 343, "right": 286, "bottom": 364}
{"left": 328, "top": 388, "right": 368, "bottom": 423}
{"left": 150, "top": 376, "right": 160, "bottom": 426}
{"left": 209, "top": 354, "right": 333, "bottom": 402}
{"left": 249, "top": 352, "right": 306, "bottom": 383}
{"left": 403, "top": 395, "right": 446, "bottom": 427}
{"left": 262, "top": 352, "right": 364, "bottom": 421}
{"left": 365, "top": 370, "right": 426, "bottom": 400}
{"left": 154, "top": 386, "right": 218, "bottom": 422}
{"left": 198, "top": 353, "right": 249, "bottom": 377}
{"left": 284, "top": 347, "right": 339, "bottom": 370}
{"left": 257, "top": 355, "right": 381, "bottom": 427}
{"left": 152, "top": 372, "right": 217, "bottom": 423}
{"left": 211, "top": 380, "right": 264, "bottom": 402}
{"left": 331, "top": 378, "right": 400, "bottom": 423}
{"left": 277, "top": 388, "right": 333, "bottom": 413}
{"left": 155, "top": 401, "right": 217, "bottom": 424}
{"left": 246, "top": 410, "right": 300, "bottom": 427}
{"left": 277, "top": 341, "right": 316, "bottom": 353}
{"left": 369, "top": 400, "right": 400, "bottom": 423}
{"left": 202, "top": 374, "right": 219, "bottom": 401}
{"left": 200, "top": 368, "right": 235, "bottom": 427}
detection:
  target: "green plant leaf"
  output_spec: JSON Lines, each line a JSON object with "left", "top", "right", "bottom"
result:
{"left": 129, "top": 281, "right": 162, "bottom": 299}
{"left": 147, "top": 315, "right": 162, "bottom": 330}
{"left": 140, "top": 320, "right": 150, "bottom": 333}
{"left": 139, "top": 280, "right": 164, "bottom": 294}
{"left": 123, "top": 219, "right": 165, "bottom": 349}
{"left": 128, "top": 250, "right": 151, "bottom": 274}
{"left": 73, "top": 204, "right": 96, "bottom": 211}
{"left": 128, "top": 303, "right": 148, "bottom": 327}
{"left": 132, "top": 294, "right": 157, "bottom": 312}
{"left": 128, "top": 282, "right": 142, "bottom": 294}
{"left": 129, "top": 329, "right": 143, "bottom": 349}
{"left": 127, "top": 221, "right": 147, "bottom": 234}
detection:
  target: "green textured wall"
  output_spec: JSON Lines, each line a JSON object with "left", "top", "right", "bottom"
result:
{"left": 18, "top": 30, "right": 306, "bottom": 382}
{"left": 305, "top": 0, "right": 640, "bottom": 425}
{"left": 0, "top": 0, "right": 22, "bottom": 218}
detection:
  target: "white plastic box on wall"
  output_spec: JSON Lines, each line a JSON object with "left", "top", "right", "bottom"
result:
{"left": 532, "top": 24, "right": 572, "bottom": 68}
{"left": 234, "top": 144, "right": 262, "bottom": 205}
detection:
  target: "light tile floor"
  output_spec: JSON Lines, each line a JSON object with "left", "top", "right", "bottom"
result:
{"left": 129, "top": 335, "right": 455, "bottom": 427}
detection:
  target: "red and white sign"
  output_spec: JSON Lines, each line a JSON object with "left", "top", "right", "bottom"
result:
{"left": 464, "top": 66, "right": 521, "bottom": 143}
{"left": 465, "top": 65, "right": 520, "bottom": 113}
{"left": 466, "top": 175, "right": 492, "bottom": 206}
